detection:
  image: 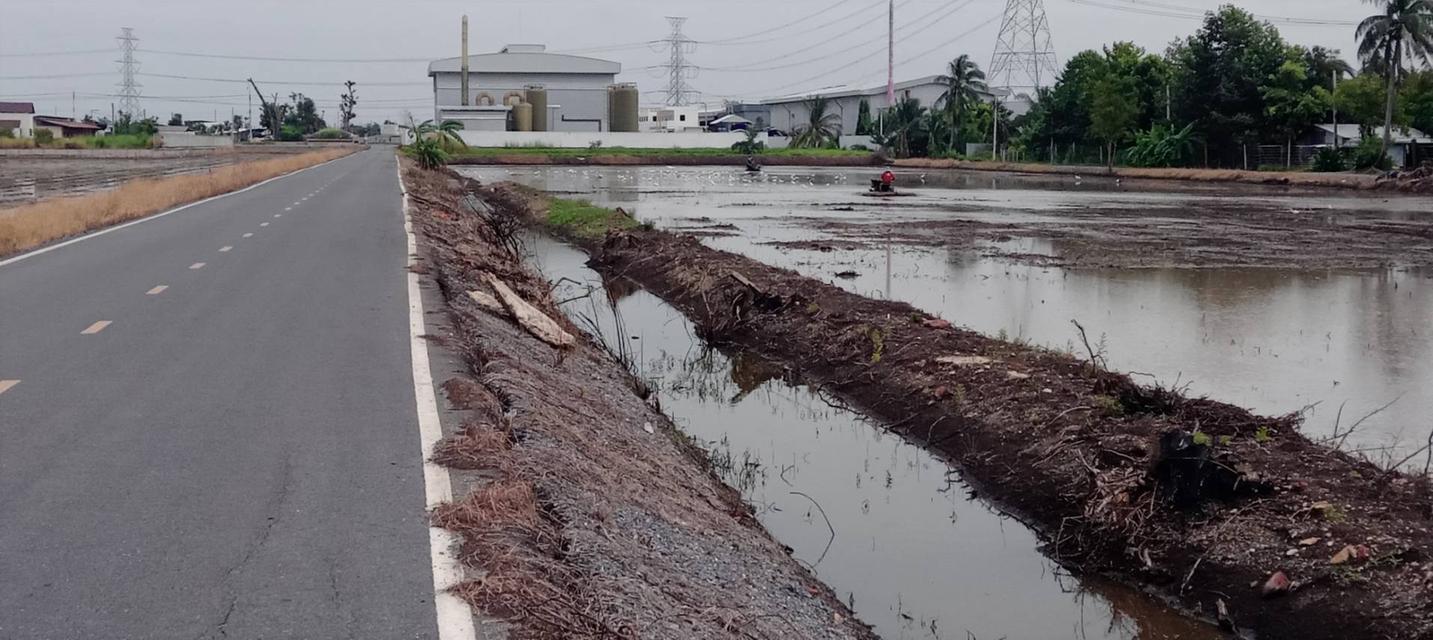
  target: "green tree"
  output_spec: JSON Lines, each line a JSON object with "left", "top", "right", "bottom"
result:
{"left": 1262, "top": 59, "right": 1332, "bottom": 166}
{"left": 1357, "top": 0, "right": 1433, "bottom": 156}
{"left": 1090, "top": 75, "right": 1140, "bottom": 169}
{"left": 1169, "top": 6, "right": 1290, "bottom": 167}
{"left": 1336, "top": 73, "right": 1397, "bottom": 130}
{"left": 1402, "top": 69, "right": 1433, "bottom": 133}
{"left": 855, "top": 99, "right": 874, "bottom": 135}
{"left": 872, "top": 98, "right": 929, "bottom": 157}
{"left": 935, "top": 54, "right": 988, "bottom": 153}
{"left": 792, "top": 96, "right": 841, "bottom": 148}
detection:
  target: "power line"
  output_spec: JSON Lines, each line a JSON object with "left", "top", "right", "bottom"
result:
{"left": 136, "top": 72, "right": 429, "bottom": 87}
{"left": 696, "top": 0, "right": 965, "bottom": 74}
{"left": 695, "top": 0, "right": 869, "bottom": 45}
{"left": 135, "top": 49, "right": 440, "bottom": 63}
{"left": 0, "top": 48, "right": 112, "bottom": 58}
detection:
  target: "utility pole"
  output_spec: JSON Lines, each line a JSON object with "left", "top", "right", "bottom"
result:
{"left": 660, "top": 17, "right": 698, "bottom": 106}
{"left": 1331, "top": 70, "right": 1341, "bottom": 149}
{"left": 886, "top": 0, "right": 895, "bottom": 106}
{"left": 461, "top": 15, "right": 470, "bottom": 106}
{"left": 1165, "top": 84, "right": 1171, "bottom": 122}
{"left": 116, "top": 27, "right": 143, "bottom": 117}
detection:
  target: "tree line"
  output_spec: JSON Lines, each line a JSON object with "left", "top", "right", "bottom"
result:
{"left": 787, "top": 1, "right": 1432, "bottom": 170}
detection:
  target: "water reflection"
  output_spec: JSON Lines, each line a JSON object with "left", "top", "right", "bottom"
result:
{"left": 469, "top": 165, "right": 1433, "bottom": 458}
{"left": 524, "top": 234, "right": 1221, "bottom": 640}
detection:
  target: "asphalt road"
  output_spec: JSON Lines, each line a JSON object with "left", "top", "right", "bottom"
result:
{"left": 0, "top": 148, "right": 440, "bottom": 639}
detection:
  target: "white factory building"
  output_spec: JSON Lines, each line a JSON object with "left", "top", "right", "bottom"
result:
{"left": 427, "top": 44, "right": 626, "bottom": 132}
{"left": 761, "top": 76, "right": 1023, "bottom": 136}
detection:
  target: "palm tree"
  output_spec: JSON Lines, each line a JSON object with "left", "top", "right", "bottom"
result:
{"left": 1357, "top": 0, "right": 1433, "bottom": 157}
{"left": 401, "top": 114, "right": 466, "bottom": 148}
{"left": 935, "top": 55, "right": 988, "bottom": 155}
{"left": 792, "top": 96, "right": 841, "bottom": 148}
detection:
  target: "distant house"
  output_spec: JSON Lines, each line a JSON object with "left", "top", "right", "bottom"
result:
{"left": 1305, "top": 124, "right": 1430, "bottom": 167}
{"left": 34, "top": 115, "right": 103, "bottom": 138}
{"left": 0, "top": 101, "right": 37, "bottom": 138}
{"left": 761, "top": 76, "right": 1017, "bottom": 139}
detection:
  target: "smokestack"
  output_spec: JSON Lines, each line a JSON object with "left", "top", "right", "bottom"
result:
{"left": 461, "top": 15, "right": 470, "bottom": 106}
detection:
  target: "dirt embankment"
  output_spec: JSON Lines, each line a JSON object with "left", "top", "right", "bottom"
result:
{"left": 894, "top": 157, "right": 1395, "bottom": 191}
{"left": 489, "top": 185, "right": 1433, "bottom": 639}
{"left": 450, "top": 153, "right": 882, "bottom": 167}
{"left": 400, "top": 163, "right": 873, "bottom": 639}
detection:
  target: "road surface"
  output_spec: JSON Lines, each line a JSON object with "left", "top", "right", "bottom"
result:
{"left": 0, "top": 148, "right": 441, "bottom": 638}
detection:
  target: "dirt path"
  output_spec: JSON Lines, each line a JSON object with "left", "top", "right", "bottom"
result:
{"left": 401, "top": 163, "right": 873, "bottom": 640}
{"left": 488, "top": 183, "right": 1433, "bottom": 640}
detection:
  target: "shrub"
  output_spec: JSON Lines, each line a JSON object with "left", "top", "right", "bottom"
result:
{"left": 407, "top": 137, "right": 449, "bottom": 170}
{"left": 848, "top": 144, "right": 870, "bottom": 152}
{"left": 312, "top": 128, "right": 348, "bottom": 140}
{"left": 1352, "top": 137, "right": 1391, "bottom": 171}
{"left": 277, "top": 125, "right": 305, "bottom": 142}
{"left": 0, "top": 128, "right": 13, "bottom": 138}
{"left": 33, "top": 129, "right": 54, "bottom": 145}
{"left": 1311, "top": 147, "right": 1347, "bottom": 172}
{"left": 731, "top": 128, "right": 765, "bottom": 155}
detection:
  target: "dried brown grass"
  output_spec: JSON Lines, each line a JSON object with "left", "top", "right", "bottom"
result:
{"left": 0, "top": 147, "right": 355, "bottom": 256}
{"left": 432, "top": 421, "right": 513, "bottom": 470}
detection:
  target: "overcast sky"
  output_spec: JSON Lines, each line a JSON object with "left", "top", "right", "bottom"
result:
{"left": 0, "top": 0, "right": 1373, "bottom": 124}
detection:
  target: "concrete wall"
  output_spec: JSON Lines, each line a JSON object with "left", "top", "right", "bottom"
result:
{"left": 457, "top": 130, "right": 752, "bottom": 149}
{"left": 432, "top": 71, "right": 615, "bottom": 132}
{"left": 158, "top": 132, "right": 235, "bottom": 148}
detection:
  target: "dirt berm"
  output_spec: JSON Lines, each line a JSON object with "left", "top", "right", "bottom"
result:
{"left": 488, "top": 183, "right": 1433, "bottom": 640}
{"left": 399, "top": 161, "right": 873, "bottom": 640}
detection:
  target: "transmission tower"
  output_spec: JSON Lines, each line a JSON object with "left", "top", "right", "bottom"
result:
{"left": 988, "top": 0, "right": 1058, "bottom": 96}
{"left": 116, "top": 27, "right": 143, "bottom": 116}
{"left": 660, "top": 17, "right": 699, "bottom": 106}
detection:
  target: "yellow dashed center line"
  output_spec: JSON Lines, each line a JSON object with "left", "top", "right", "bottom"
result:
{"left": 189, "top": 262, "right": 206, "bottom": 270}
{"left": 81, "top": 321, "right": 112, "bottom": 335}
{"left": 0, "top": 380, "right": 19, "bottom": 395}
{"left": 147, "top": 285, "right": 168, "bottom": 295}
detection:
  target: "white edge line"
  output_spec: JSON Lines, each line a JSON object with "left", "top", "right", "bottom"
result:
{"left": 398, "top": 158, "right": 479, "bottom": 640}
{"left": 0, "top": 151, "right": 355, "bottom": 268}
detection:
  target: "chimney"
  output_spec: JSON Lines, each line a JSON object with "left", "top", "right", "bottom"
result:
{"left": 461, "top": 15, "right": 470, "bottom": 106}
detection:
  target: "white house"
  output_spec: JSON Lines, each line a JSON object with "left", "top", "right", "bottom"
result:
{"left": 1307, "top": 123, "right": 1430, "bottom": 168}
{"left": 0, "top": 102, "right": 37, "bottom": 138}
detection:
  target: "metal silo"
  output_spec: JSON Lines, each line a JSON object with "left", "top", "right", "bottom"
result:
{"left": 608, "top": 83, "right": 639, "bottom": 133}
{"left": 524, "top": 85, "right": 548, "bottom": 132}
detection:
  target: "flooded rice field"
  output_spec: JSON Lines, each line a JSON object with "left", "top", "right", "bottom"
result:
{"left": 463, "top": 165, "right": 1433, "bottom": 463}
{"left": 525, "top": 234, "right": 1222, "bottom": 640}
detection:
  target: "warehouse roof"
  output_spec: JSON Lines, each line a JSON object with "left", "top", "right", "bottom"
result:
{"left": 0, "top": 102, "right": 36, "bottom": 114}
{"left": 428, "top": 45, "right": 621, "bottom": 76}
{"left": 761, "top": 76, "right": 1005, "bottom": 104}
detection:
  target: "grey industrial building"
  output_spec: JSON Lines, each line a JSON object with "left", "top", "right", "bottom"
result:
{"left": 761, "top": 76, "right": 1017, "bottom": 137}
{"left": 427, "top": 45, "right": 624, "bottom": 132}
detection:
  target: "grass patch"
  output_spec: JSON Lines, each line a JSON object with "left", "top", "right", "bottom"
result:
{"left": 0, "top": 147, "right": 354, "bottom": 256}
{"left": 0, "top": 134, "right": 156, "bottom": 150}
{"left": 545, "top": 197, "right": 640, "bottom": 240}
{"left": 454, "top": 145, "right": 869, "bottom": 159}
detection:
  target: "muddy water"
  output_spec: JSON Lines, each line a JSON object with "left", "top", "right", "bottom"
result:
{"left": 524, "top": 234, "right": 1220, "bottom": 640}
{"left": 464, "top": 166, "right": 1433, "bottom": 461}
